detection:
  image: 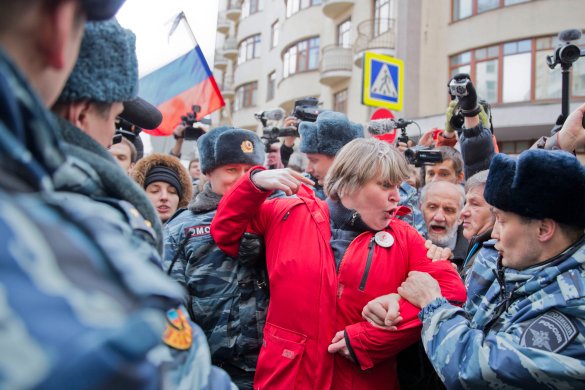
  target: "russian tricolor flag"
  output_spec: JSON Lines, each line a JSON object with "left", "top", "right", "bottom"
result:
{"left": 138, "top": 13, "right": 224, "bottom": 136}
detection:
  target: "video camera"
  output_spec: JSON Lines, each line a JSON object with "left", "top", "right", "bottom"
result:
{"left": 291, "top": 97, "right": 321, "bottom": 122}
{"left": 547, "top": 29, "right": 585, "bottom": 70}
{"left": 255, "top": 108, "right": 299, "bottom": 154}
{"left": 545, "top": 29, "right": 585, "bottom": 132}
{"left": 404, "top": 146, "right": 443, "bottom": 167}
{"left": 181, "top": 105, "right": 210, "bottom": 141}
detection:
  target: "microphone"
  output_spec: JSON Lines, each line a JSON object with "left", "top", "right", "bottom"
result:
{"left": 558, "top": 29, "right": 582, "bottom": 43}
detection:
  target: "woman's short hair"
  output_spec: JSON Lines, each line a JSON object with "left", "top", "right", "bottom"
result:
{"left": 325, "top": 138, "right": 410, "bottom": 201}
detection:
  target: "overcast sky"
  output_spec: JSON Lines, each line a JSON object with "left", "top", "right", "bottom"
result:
{"left": 117, "top": 0, "right": 219, "bottom": 77}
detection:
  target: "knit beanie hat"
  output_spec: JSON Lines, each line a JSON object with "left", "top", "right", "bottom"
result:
{"left": 144, "top": 166, "right": 183, "bottom": 199}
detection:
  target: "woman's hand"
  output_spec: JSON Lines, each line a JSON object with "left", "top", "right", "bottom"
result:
{"left": 251, "top": 168, "right": 314, "bottom": 196}
{"left": 361, "top": 293, "right": 402, "bottom": 330}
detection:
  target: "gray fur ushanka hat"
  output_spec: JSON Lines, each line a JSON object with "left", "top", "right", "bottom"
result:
{"left": 197, "top": 126, "right": 265, "bottom": 174}
{"left": 299, "top": 111, "right": 364, "bottom": 156}
{"left": 58, "top": 19, "right": 138, "bottom": 104}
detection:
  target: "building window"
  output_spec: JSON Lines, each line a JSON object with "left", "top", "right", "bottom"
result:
{"left": 286, "top": 0, "right": 321, "bottom": 18}
{"left": 337, "top": 19, "right": 352, "bottom": 48}
{"left": 502, "top": 39, "right": 531, "bottom": 102}
{"left": 271, "top": 21, "right": 279, "bottom": 49}
{"left": 234, "top": 82, "right": 258, "bottom": 111}
{"left": 497, "top": 140, "right": 535, "bottom": 154}
{"left": 449, "top": 34, "right": 585, "bottom": 105}
{"left": 452, "top": 0, "right": 531, "bottom": 21}
{"left": 242, "top": 0, "right": 263, "bottom": 18}
{"left": 283, "top": 37, "right": 320, "bottom": 78}
{"left": 333, "top": 89, "right": 348, "bottom": 114}
{"left": 374, "top": 0, "right": 393, "bottom": 36}
{"left": 238, "top": 34, "right": 261, "bottom": 64}
{"left": 267, "top": 71, "right": 276, "bottom": 101}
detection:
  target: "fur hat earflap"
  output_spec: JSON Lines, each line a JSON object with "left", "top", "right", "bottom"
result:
{"left": 197, "top": 126, "right": 265, "bottom": 174}
{"left": 58, "top": 19, "right": 138, "bottom": 104}
{"left": 485, "top": 149, "right": 585, "bottom": 226}
{"left": 131, "top": 153, "right": 193, "bottom": 209}
{"left": 299, "top": 111, "right": 364, "bottom": 156}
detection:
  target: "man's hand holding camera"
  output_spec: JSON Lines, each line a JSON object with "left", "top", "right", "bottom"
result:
{"left": 448, "top": 73, "right": 481, "bottom": 130}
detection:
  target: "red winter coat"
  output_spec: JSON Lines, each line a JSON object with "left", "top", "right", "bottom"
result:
{"left": 211, "top": 168, "right": 466, "bottom": 389}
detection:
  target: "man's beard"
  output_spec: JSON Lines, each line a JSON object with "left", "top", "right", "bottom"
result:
{"left": 428, "top": 223, "right": 459, "bottom": 250}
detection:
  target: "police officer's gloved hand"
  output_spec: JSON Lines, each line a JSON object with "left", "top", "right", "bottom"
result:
{"left": 238, "top": 232, "right": 265, "bottom": 267}
{"left": 449, "top": 73, "right": 481, "bottom": 117}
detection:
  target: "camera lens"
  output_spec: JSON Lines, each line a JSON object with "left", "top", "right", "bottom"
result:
{"left": 559, "top": 44, "right": 582, "bottom": 64}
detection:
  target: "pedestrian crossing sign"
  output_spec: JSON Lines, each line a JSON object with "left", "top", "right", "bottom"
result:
{"left": 362, "top": 52, "right": 404, "bottom": 111}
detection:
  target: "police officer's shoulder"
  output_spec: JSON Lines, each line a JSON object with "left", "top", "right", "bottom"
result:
{"left": 95, "top": 197, "right": 157, "bottom": 240}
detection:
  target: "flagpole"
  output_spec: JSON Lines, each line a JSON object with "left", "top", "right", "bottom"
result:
{"left": 170, "top": 11, "right": 198, "bottom": 47}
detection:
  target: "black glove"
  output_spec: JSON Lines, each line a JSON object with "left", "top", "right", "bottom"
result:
{"left": 238, "top": 232, "right": 265, "bottom": 267}
{"left": 449, "top": 73, "right": 481, "bottom": 117}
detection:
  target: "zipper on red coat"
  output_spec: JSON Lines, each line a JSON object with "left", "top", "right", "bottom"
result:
{"left": 359, "top": 237, "right": 376, "bottom": 291}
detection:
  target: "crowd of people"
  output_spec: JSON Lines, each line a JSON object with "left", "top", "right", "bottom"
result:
{"left": 1, "top": 0, "right": 585, "bottom": 389}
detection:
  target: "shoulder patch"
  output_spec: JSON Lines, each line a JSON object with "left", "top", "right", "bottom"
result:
{"left": 184, "top": 224, "right": 211, "bottom": 237}
{"left": 520, "top": 310, "right": 578, "bottom": 353}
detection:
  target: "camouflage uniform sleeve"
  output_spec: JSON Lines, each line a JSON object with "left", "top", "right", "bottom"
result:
{"left": 420, "top": 298, "right": 585, "bottom": 389}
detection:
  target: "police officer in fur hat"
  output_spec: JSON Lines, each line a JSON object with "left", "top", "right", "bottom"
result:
{"left": 390, "top": 149, "right": 585, "bottom": 388}
{"left": 164, "top": 126, "right": 269, "bottom": 389}
{"left": 299, "top": 110, "right": 363, "bottom": 197}
{"left": 50, "top": 19, "right": 232, "bottom": 389}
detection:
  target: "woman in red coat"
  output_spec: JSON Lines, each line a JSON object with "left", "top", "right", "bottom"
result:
{"left": 211, "top": 138, "right": 466, "bottom": 389}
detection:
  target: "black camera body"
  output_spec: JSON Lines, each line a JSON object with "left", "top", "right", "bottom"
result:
{"left": 404, "top": 147, "right": 443, "bottom": 167}
{"left": 292, "top": 97, "right": 321, "bottom": 122}
{"left": 181, "top": 105, "right": 209, "bottom": 141}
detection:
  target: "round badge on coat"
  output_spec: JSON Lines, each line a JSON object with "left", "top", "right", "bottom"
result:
{"left": 374, "top": 231, "right": 394, "bottom": 248}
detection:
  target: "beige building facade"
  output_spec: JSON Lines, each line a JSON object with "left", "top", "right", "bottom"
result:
{"left": 213, "top": 0, "right": 585, "bottom": 154}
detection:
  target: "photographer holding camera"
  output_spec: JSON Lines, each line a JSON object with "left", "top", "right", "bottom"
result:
{"left": 170, "top": 105, "right": 208, "bottom": 159}
{"left": 439, "top": 73, "right": 496, "bottom": 180}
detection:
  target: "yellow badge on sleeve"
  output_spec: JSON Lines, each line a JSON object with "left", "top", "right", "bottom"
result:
{"left": 162, "top": 308, "right": 193, "bottom": 350}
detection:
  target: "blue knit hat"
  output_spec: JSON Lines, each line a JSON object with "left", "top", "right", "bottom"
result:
{"left": 299, "top": 111, "right": 363, "bottom": 156}
{"left": 197, "top": 127, "right": 265, "bottom": 174}
{"left": 57, "top": 19, "right": 162, "bottom": 129}
{"left": 485, "top": 149, "right": 585, "bottom": 226}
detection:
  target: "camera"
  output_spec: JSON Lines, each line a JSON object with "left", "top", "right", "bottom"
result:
{"left": 292, "top": 97, "right": 321, "bottom": 122}
{"left": 404, "top": 146, "right": 443, "bottom": 167}
{"left": 181, "top": 105, "right": 209, "bottom": 141}
{"left": 254, "top": 109, "right": 300, "bottom": 154}
{"left": 448, "top": 78, "right": 469, "bottom": 98}
{"left": 547, "top": 29, "right": 585, "bottom": 69}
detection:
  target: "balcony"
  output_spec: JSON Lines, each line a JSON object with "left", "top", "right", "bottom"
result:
{"left": 225, "top": 1, "right": 242, "bottom": 22}
{"left": 322, "top": 0, "right": 354, "bottom": 19}
{"left": 223, "top": 37, "right": 238, "bottom": 61}
{"left": 214, "top": 50, "right": 228, "bottom": 70}
{"left": 353, "top": 19, "right": 396, "bottom": 67}
{"left": 216, "top": 14, "right": 230, "bottom": 34}
{"left": 219, "top": 76, "right": 235, "bottom": 100}
{"left": 319, "top": 45, "right": 353, "bottom": 86}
